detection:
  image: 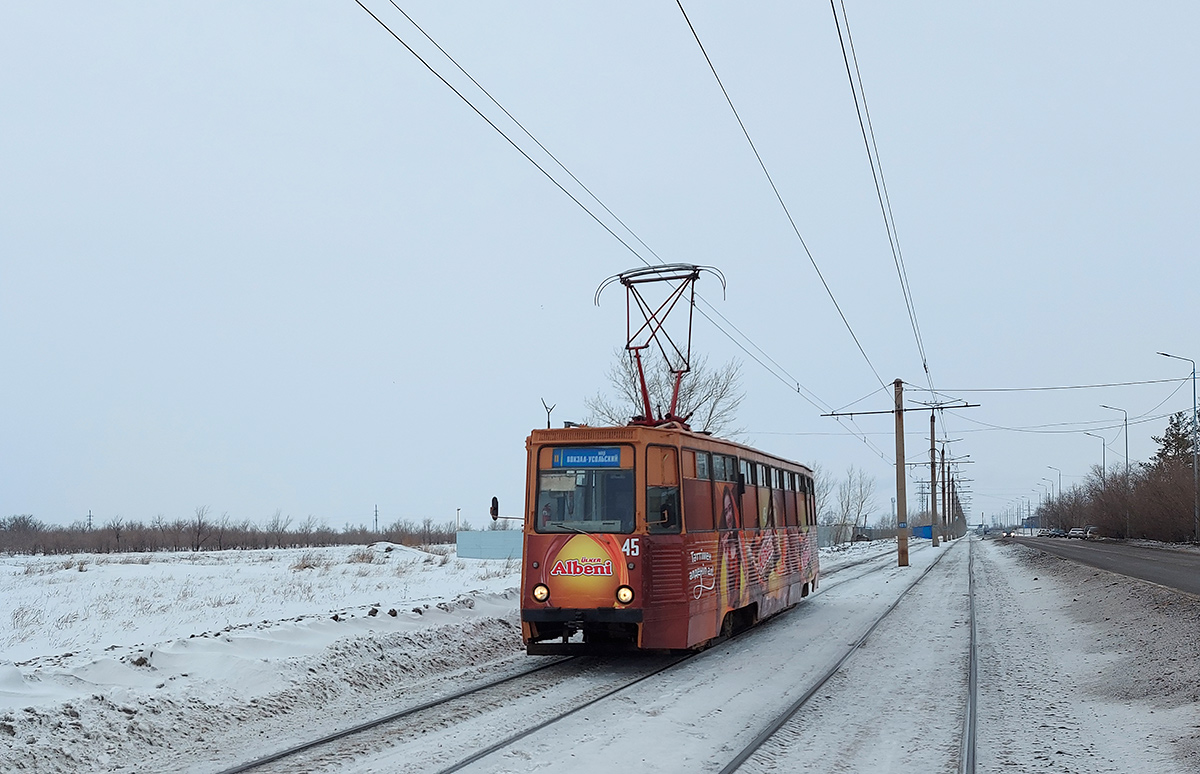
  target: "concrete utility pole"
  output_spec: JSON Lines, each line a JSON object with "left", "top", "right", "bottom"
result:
{"left": 930, "top": 412, "right": 939, "bottom": 548}
{"left": 824, "top": 380, "right": 977, "bottom": 566}
{"left": 1159, "top": 352, "right": 1199, "bottom": 543}
{"left": 941, "top": 448, "right": 948, "bottom": 540}
{"left": 1101, "top": 404, "right": 1130, "bottom": 538}
{"left": 895, "top": 379, "right": 910, "bottom": 566}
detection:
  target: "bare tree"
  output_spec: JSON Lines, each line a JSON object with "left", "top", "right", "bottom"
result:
{"left": 106, "top": 516, "right": 124, "bottom": 551}
{"left": 837, "top": 466, "right": 877, "bottom": 537}
{"left": 585, "top": 349, "right": 744, "bottom": 437}
{"left": 191, "top": 506, "right": 212, "bottom": 551}
{"left": 265, "top": 509, "right": 292, "bottom": 549}
{"left": 214, "top": 512, "right": 232, "bottom": 550}
{"left": 811, "top": 463, "right": 832, "bottom": 525}
{"left": 297, "top": 515, "right": 319, "bottom": 547}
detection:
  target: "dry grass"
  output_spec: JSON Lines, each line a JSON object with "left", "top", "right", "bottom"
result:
{"left": 346, "top": 548, "right": 377, "bottom": 565}
{"left": 290, "top": 553, "right": 332, "bottom": 571}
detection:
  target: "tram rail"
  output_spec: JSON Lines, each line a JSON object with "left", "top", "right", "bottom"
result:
{"left": 716, "top": 536, "right": 978, "bottom": 774}
{"left": 218, "top": 538, "right": 978, "bottom": 774}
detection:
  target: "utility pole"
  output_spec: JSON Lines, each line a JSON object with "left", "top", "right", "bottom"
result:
{"left": 822, "top": 379, "right": 978, "bottom": 567}
{"left": 895, "top": 379, "right": 910, "bottom": 566}
{"left": 941, "top": 448, "right": 948, "bottom": 540}
{"left": 930, "top": 412, "right": 939, "bottom": 547}
{"left": 374, "top": 504, "right": 378, "bottom": 534}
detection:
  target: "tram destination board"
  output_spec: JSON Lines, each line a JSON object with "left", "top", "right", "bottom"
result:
{"left": 551, "top": 447, "right": 621, "bottom": 468}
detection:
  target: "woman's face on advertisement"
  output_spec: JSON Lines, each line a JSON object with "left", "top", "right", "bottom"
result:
{"left": 722, "top": 488, "right": 736, "bottom": 529}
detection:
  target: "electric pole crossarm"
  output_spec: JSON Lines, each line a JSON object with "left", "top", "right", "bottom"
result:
{"left": 821, "top": 402, "right": 979, "bottom": 418}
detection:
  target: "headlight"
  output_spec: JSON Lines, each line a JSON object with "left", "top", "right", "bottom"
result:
{"left": 531, "top": 584, "right": 550, "bottom": 603}
{"left": 615, "top": 585, "right": 635, "bottom": 605}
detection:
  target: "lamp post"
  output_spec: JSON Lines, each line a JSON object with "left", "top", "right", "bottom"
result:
{"left": 1041, "top": 477, "right": 1055, "bottom": 498}
{"left": 1083, "top": 432, "right": 1106, "bottom": 483}
{"left": 1046, "top": 466, "right": 1061, "bottom": 498}
{"left": 1158, "top": 352, "right": 1199, "bottom": 544}
{"left": 1100, "top": 404, "right": 1130, "bottom": 538}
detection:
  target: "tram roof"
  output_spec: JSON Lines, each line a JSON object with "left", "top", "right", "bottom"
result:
{"left": 527, "top": 423, "right": 811, "bottom": 474}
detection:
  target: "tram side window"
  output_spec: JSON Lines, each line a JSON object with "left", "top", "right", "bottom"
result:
{"left": 695, "top": 451, "right": 710, "bottom": 480}
{"left": 804, "top": 475, "right": 815, "bottom": 525}
{"left": 647, "top": 446, "right": 681, "bottom": 534}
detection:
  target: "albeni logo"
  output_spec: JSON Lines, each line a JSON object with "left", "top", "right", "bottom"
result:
{"left": 549, "top": 558, "right": 614, "bottom": 577}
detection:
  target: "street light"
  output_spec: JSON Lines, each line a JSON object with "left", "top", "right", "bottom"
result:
{"left": 1083, "top": 432, "right": 1106, "bottom": 483}
{"left": 1037, "top": 482, "right": 1050, "bottom": 530}
{"left": 1047, "top": 465, "right": 1061, "bottom": 497}
{"left": 1100, "top": 404, "right": 1130, "bottom": 538}
{"left": 1158, "top": 352, "right": 1199, "bottom": 544}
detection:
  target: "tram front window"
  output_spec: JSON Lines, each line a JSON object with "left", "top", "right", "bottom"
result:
{"left": 536, "top": 469, "right": 634, "bottom": 533}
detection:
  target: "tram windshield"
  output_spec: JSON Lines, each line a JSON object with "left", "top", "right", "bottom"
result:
{"left": 536, "top": 469, "right": 635, "bottom": 533}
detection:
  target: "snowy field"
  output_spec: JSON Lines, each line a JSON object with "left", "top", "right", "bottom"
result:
{"left": 2, "top": 538, "right": 1197, "bottom": 772}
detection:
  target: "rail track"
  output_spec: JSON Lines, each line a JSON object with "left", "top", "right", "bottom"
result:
{"left": 213, "top": 656, "right": 579, "bottom": 773}
{"left": 218, "top": 538, "right": 980, "bottom": 774}
{"left": 216, "top": 651, "right": 696, "bottom": 773}
{"left": 716, "top": 536, "right": 979, "bottom": 774}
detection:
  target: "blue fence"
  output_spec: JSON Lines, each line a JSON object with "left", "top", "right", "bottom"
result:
{"left": 455, "top": 530, "right": 522, "bottom": 560}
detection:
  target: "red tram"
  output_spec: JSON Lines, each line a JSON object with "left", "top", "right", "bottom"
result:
{"left": 520, "top": 422, "right": 819, "bottom": 654}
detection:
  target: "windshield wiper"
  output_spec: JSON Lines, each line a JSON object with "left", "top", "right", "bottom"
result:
{"left": 547, "top": 521, "right": 590, "bottom": 535}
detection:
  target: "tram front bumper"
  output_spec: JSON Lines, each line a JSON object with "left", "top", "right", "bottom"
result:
{"left": 522, "top": 608, "right": 643, "bottom": 654}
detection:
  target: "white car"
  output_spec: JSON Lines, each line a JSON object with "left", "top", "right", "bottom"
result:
{"left": 1067, "top": 528, "right": 1086, "bottom": 539}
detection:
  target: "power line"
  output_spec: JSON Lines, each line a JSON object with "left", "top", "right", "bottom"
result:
{"left": 828, "top": 0, "right": 931, "bottom": 388}
{"left": 945, "top": 411, "right": 1175, "bottom": 435}
{"left": 358, "top": 3, "right": 896, "bottom": 463}
{"left": 905, "top": 376, "right": 1188, "bottom": 394}
{"left": 351, "top": 0, "right": 649, "bottom": 264}
{"left": 675, "top": 0, "right": 886, "bottom": 390}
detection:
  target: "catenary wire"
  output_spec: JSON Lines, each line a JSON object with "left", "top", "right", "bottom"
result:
{"left": 358, "top": 2, "right": 895, "bottom": 462}
{"left": 905, "top": 376, "right": 1187, "bottom": 394}
{"left": 675, "top": 0, "right": 886, "bottom": 389}
{"left": 829, "top": 0, "right": 931, "bottom": 388}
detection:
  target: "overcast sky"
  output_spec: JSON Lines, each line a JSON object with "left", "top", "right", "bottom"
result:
{"left": 3, "top": 2, "right": 1197, "bottom": 530}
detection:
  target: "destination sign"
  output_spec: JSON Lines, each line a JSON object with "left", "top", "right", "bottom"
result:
{"left": 551, "top": 447, "right": 621, "bottom": 468}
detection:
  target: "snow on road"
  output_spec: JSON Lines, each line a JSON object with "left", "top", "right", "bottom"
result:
{"left": 1, "top": 538, "right": 1197, "bottom": 773}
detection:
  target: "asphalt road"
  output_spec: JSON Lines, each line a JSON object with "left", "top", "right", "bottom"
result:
{"left": 1007, "top": 536, "right": 1200, "bottom": 597}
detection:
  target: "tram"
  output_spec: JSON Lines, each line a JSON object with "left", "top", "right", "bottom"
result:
{"left": 520, "top": 422, "right": 818, "bottom": 653}
{"left": 518, "top": 264, "right": 819, "bottom": 653}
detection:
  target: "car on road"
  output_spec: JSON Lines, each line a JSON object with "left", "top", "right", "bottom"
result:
{"left": 1067, "top": 527, "right": 1087, "bottom": 538}
{"left": 1085, "top": 526, "right": 1100, "bottom": 539}
{"left": 1049, "top": 528, "right": 1066, "bottom": 537}
{"left": 1036, "top": 529, "right": 1051, "bottom": 537}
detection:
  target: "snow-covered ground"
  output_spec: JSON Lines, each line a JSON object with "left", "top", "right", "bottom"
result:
{"left": 1, "top": 538, "right": 1196, "bottom": 772}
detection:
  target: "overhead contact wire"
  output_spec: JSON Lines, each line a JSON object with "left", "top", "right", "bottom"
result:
{"left": 676, "top": 0, "right": 886, "bottom": 390}
{"left": 351, "top": 1, "right": 648, "bottom": 265}
{"left": 361, "top": 2, "right": 893, "bottom": 463}
{"left": 831, "top": 1, "right": 930, "bottom": 388}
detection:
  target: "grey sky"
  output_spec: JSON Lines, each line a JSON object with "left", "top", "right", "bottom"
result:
{"left": 3, "top": 2, "right": 1197, "bottom": 529}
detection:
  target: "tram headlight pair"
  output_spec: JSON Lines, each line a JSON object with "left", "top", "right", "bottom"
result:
{"left": 531, "top": 584, "right": 550, "bottom": 603}
{"left": 615, "top": 585, "right": 635, "bottom": 605}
